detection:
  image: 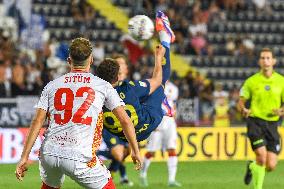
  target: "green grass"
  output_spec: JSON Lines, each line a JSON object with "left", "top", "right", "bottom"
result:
{"left": 1, "top": 161, "right": 284, "bottom": 189}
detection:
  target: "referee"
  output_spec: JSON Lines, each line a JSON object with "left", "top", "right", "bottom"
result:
{"left": 238, "top": 48, "right": 284, "bottom": 189}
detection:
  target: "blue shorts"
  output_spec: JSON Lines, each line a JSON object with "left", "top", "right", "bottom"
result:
{"left": 103, "top": 129, "right": 128, "bottom": 149}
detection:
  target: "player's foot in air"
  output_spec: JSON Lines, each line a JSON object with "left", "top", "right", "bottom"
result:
{"left": 244, "top": 160, "right": 253, "bottom": 185}
{"left": 156, "top": 11, "right": 175, "bottom": 44}
{"left": 139, "top": 175, "right": 148, "bottom": 187}
{"left": 168, "top": 181, "right": 182, "bottom": 187}
{"left": 120, "top": 178, "right": 134, "bottom": 187}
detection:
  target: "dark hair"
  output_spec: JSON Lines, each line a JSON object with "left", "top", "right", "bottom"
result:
{"left": 96, "top": 58, "right": 119, "bottom": 84}
{"left": 260, "top": 48, "right": 275, "bottom": 58}
{"left": 69, "top": 37, "right": 92, "bottom": 66}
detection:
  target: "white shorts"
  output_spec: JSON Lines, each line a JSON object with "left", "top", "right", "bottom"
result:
{"left": 146, "top": 116, "right": 177, "bottom": 152}
{"left": 39, "top": 154, "right": 111, "bottom": 189}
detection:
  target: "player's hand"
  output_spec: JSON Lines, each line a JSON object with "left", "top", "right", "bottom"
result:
{"left": 131, "top": 152, "right": 142, "bottom": 171}
{"left": 15, "top": 159, "right": 29, "bottom": 181}
{"left": 241, "top": 108, "right": 251, "bottom": 118}
{"left": 273, "top": 108, "right": 284, "bottom": 116}
{"left": 155, "top": 44, "right": 166, "bottom": 60}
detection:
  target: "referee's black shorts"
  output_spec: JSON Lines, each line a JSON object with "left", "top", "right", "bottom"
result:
{"left": 247, "top": 117, "right": 281, "bottom": 154}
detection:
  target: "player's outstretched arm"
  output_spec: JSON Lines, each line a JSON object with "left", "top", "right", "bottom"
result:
{"left": 112, "top": 106, "right": 142, "bottom": 170}
{"left": 15, "top": 108, "right": 46, "bottom": 181}
{"left": 147, "top": 45, "right": 166, "bottom": 94}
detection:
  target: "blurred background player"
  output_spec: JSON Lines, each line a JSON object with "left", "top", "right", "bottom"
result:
{"left": 101, "top": 130, "right": 133, "bottom": 186}
{"left": 97, "top": 11, "right": 175, "bottom": 142}
{"left": 140, "top": 80, "right": 181, "bottom": 187}
{"left": 238, "top": 48, "right": 284, "bottom": 189}
{"left": 100, "top": 54, "right": 134, "bottom": 186}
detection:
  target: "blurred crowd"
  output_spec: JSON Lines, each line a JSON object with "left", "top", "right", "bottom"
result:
{"left": 0, "top": 0, "right": 272, "bottom": 125}
{"left": 134, "top": 0, "right": 271, "bottom": 57}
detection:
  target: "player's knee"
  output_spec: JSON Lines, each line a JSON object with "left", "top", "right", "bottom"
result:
{"left": 145, "top": 152, "right": 155, "bottom": 159}
{"left": 256, "top": 155, "right": 266, "bottom": 166}
{"left": 111, "top": 147, "right": 124, "bottom": 162}
{"left": 255, "top": 149, "right": 267, "bottom": 165}
{"left": 112, "top": 153, "right": 123, "bottom": 162}
{"left": 123, "top": 147, "right": 130, "bottom": 158}
{"left": 266, "top": 161, "right": 277, "bottom": 172}
{"left": 41, "top": 182, "right": 60, "bottom": 189}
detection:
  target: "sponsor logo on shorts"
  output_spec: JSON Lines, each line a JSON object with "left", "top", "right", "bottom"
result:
{"left": 276, "top": 144, "right": 280, "bottom": 152}
{"left": 253, "top": 139, "right": 264, "bottom": 146}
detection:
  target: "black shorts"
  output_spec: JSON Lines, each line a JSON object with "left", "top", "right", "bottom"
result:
{"left": 247, "top": 117, "right": 281, "bottom": 154}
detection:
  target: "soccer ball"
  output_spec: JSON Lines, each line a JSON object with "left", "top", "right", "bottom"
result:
{"left": 128, "top": 15, "right": 154, "bottom": 41}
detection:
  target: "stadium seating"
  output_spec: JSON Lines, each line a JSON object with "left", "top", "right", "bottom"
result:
{"left": 32, "top": 0, "right": 124, "bottom": 54}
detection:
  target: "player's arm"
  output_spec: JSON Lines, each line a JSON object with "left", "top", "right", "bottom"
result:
{"left": 272, "top": 107, "right": 284, "bottom": 116}
{"left": 112, "top": 106, "right": 142, "bottom": 170}
{"left": 237, "top": 80, "right": 251, "bottom": 118}
{"left": 237, "top": 97, "right": 251, "bottom": 118}
{"left": 272, "top": 86, "right": 284, "bottom": 116}
{"left": 15, "top": 108, "right": 47, "bottom": 181}
{"left": 146, "top": 45, "right": 165, "bottom": 94}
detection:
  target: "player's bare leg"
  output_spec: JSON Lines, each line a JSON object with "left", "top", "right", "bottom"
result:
{"left": 266, "top": 151, "right": 278, "bottom": 172}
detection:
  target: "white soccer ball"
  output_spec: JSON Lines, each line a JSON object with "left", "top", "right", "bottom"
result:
{"left": 128, "top": 15, "right": 154, "bottom": 41}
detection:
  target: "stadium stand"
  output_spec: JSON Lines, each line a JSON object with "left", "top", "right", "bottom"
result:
{"left": 0, "top": 0, "right": 284, "bottom": 125}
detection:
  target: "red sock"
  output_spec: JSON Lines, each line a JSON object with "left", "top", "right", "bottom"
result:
{"left": 145, "top": 152, "right": 154, "bottom": 159}
{"left": 41, "top": 182, "right": 60, "bottom": 189}
{"left": 102, "top": 178, "right": 116, "bottom": 189}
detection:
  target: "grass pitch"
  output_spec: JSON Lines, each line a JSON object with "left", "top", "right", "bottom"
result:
{"left": 1, "top": 161, "right": 283, "bottom": 189}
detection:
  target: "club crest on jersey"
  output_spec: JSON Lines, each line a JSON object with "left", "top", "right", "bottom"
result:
{"left": 265, "top": 85, "right": 270, "bottom": 91}
{"left": 139, "top": 81, "right": 147, "bottom": 87}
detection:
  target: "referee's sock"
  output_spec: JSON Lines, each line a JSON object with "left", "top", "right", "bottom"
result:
{"left": 250, "top": 161, "right": 265, "bottom": 189}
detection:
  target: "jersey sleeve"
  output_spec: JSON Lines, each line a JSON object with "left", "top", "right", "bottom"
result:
{"left": 281, "top": 79, "right": 284, "bottom": 102}
{"left": 239, "top": 80, "right": 251, "bottom": 100}
{"left": 128, "top": 79, "right": 150, "bottom": 98}
{"left": 35, "top": 85, "right": 49, "bottom": 111}
{"left": 104, "top": 84, "right": 125, "bottom": 111}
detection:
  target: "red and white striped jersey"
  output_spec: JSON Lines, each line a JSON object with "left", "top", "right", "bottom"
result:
{"left": 36, "top": 72, "right": 124, "bottom": 162}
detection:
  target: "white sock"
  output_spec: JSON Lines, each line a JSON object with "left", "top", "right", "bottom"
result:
{"left": 159, "top": 30, "right": 171, "bottom": 44}
{"left": 140, "top": 157, "right": 151, "bottom": 178}
{"left": 167, "top": 156, "right": 178, "bottom": 183}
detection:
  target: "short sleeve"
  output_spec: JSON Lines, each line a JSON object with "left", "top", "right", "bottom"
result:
{"left": 35, "top": 85, "right": 49, "bottom": 111}
{"left": 128, "top": 79, "right": 150, "bottom": 98}
{"left": 239, "top": 80, "right": 251, "bottom": 100}
{"left": 104, "top": 84, "right": 125, "bottom": 111}
{"left": 281, "top": 79, "right": 284, "bottom": 102}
